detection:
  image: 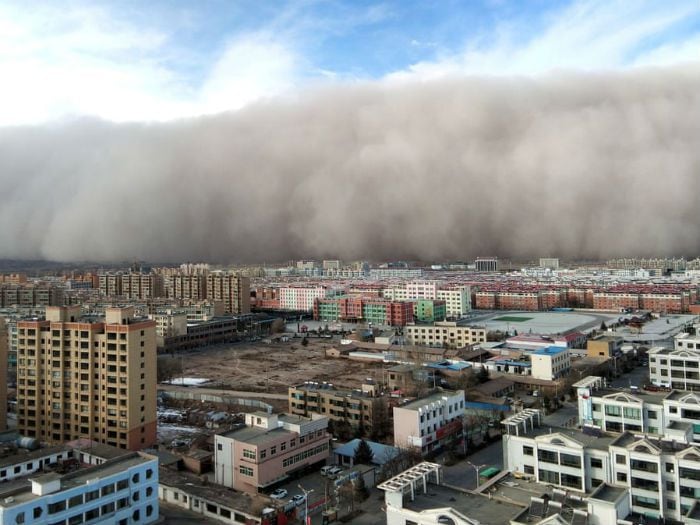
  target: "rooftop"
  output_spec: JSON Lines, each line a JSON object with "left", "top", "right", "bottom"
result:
{"left": 0, "top": 445, "right": 71, "bottom": 470}
{"left": 404, "top": 482, "right": 523, "bottom": 524}
{"left": 514, "top": 425, "right": 619, "bottom": 451}
{"left": 533, "top": 346, "right": 568, "bottom": 356}
{"left": 397, "top": 390, "right": 462, "bottom": 411}
{"left": 0, "top": 452, "right": 155, "bottom": 508}
{"left": 219, "top": 425, "right": 294, "bottom": 445}
{"left": 589, "top": 483, "right": 627, "bottom": 503}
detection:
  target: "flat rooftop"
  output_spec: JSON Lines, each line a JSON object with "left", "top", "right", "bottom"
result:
{"left": 0, "top": 453, "right": 154, "bottom": 508}
{"left": 592, "top": 387, "right": 669, "bottom": 402}
{"left": 610, "top": 431, "right": 695, "bottom": 453}
{"left": 589, "top": 483, "right": 627, "bottom": 503}
{"left": 397, "top": 390, "right": 461, "bottom": 411}
{"left": 0, "top": 445, "right": 71, "bottom": 470}
{"left": 404, "top": 482, "right": 523, "bottom": 524}
{"left": 220, "top": 425, "right": 294, "bottom": 445}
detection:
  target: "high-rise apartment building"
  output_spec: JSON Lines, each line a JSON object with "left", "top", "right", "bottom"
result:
{"left": 0, "top": 317, "right": 7, "bottom": 430}
{"left": 98, "top": 272, "right": 163, "bottom": 300}
{"left": 206, "top": 273, "right": 250, "bottom": 314}
{"left": 16, "top": 306, "right": 157, "bottom": 450}
{"left": 167, "top": 273, "right": 207, "bottom": 301}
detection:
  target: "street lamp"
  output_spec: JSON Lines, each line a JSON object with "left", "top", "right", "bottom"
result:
{"left": 467, "top": 462, "right": 485, "bottom": 489}
{"left": 298, "top": 484, "right": 314, "bottom": 525}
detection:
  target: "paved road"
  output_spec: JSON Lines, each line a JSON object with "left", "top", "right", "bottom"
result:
{"left": 442, "top": 439, "right": 504, "bottom": 490}
{"left": 158, "top": 384, "right": 288, "bottom": 400}
{"left": 542, "top": 402, "right": 578, "bottom": 428}
{"left": 609, "top": 364, "right": 649, "bottom": 389}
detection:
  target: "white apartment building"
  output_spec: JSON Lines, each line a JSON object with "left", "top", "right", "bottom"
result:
{"left": 530, "top": 346, "right": 571, "bottom": 381}
{"left": 649, "top": 335, "right": 700, "bottom": 391}
{"left": 393, "top": 390, "right": 465, "bottom": 455}
{"left": 405, "top": 322, "right": 486, "bottom": 348}
{"left": 575, "top": 376, "right": 700, "bottom": 442}
{"left": 278, "top": 286, "right": 328, "bottom": 312}
{"left": 436, "top": 288, "right": 471, "bottom": 317}
{"left": 0, "top": 451, "right": 158, "bottom": 525}
{"left": 504, "top": 421, "right": 700, "bottom": 522}
{"left": 384, "top": 281, "right": 471, "bottom": 317}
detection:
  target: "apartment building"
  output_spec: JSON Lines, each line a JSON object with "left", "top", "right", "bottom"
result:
{"left": 0, "top": 317, "right": 7, "bottom": 430}
{"left": 504, "top": 419, "right": 700, "bottom": 521}
{"left": 531, "top": 346, "right": 570, "bottom": 381}
{"left": 166, "top": 273, "right": 207, "bottom": 301}
{"left": 206, "top": 273, "right": 250, "bottom": 314}
{"left": 278, "top": 285, "right": 326, "bottom": 312}
{"left": 393, "top": 390, "right": 464, "bottom": 455}
{"left": 575, "top": 376, "right": 700, "bottom": 443}
{"left": 0, "top": 284, "right": 63, "bottom": 307}
{"left": 288, "top": 382, "right": 386, "bottom": 436}
{"left": 436, "top": 287, "right": 471, "bottom": 317}
{"left": 649, "top": 334, "right": 700, "bottom": 390}
{"left": 539, "top": 258, "right": 560, "bottom": 270}
{"left": 214, "top": 412, "right": 329, "bottom": 493}
{"left": 405, "top": 321, "right": 486, "bottom": 349}
{"left": 313, "top": 296, "right": 414, "bottom": 326}
{"left": 413, "top": 299, "right": 446, "bottom": 323}
{"left": 16, "top": 306, "right": 157, "bottom": 450}
{"left": 0, "top": 451, "right": 158, "bottom": 525}
{"left": 98, "top": 272, "right": 164, "bottom": 300}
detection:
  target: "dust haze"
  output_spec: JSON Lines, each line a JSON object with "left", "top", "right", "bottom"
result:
{"left": 1, "top": 65, "right": 699, "bottom": 263}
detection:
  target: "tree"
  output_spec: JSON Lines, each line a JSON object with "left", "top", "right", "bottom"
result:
{"left": 477, "top": 367, "right": 490, "bottom": 384}
{"left": 353, "top": 439, "right": 375, "bottom": 465}
{"left": 271, "top": 318, "right": 286, "bottom": 333}
{"left": 157, "top": 356, "right": 182, "bottom": 383}
{"left": 353, "top": 476, "right": 369, "bottom": 502}
{"left": 600, "top": 321, "right": 608, "bottom": 331}
{"left": 301, "top": 337, "right": 309, "bottom": 347}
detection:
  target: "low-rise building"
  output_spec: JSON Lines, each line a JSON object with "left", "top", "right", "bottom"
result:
{"left": 531, "top": 346, "right": 571, "bottom": 381}
{"left": 393, "top": 390, "right": 464, "bottom": 455}
{"left": 214, "top": 412, "right": 330, "bottom": 493}
{"left": 288, "top": 382, "right": 387, "bottom": 436}
{"left": 413, "top": 299, "right": 447, "bottom": 323}
{"left": 0, "top": 450, "right": 158, "bottom": 525}
{"left": 649, "top": 334, "right": 700, "bottom": 390}
{"left": 587, "top": 336, "right": 624, "bottom": 358}
{"left": 405, "top": 321, "right": 486, "bottom": 348}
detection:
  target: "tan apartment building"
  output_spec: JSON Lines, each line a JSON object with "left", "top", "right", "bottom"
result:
{"left": 166, "top": 273, "right": 208, "bottom": 301}
{"left": 16, "top": 306, "right": 157, "bottom": 450}
{"left": 99, "top": 272, "right": 164, "bottom": 300}
{"left": 207, "top": 273, "right": 251, "bottom": 314}
{"left": 0, "top": 317, "right": 7, "bottom": 430}
{"left": 288, "top": 382, "right": 387, "bottom": 436}
{"left": 214, "top": 411, "right": 329, "bottom": 493}
{"left": 405, "top": 321, "right": 486, "bottom": 349}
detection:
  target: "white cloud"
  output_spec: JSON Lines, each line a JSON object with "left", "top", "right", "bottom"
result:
{"left": 198, "top": 34, "right": 300, "bottom": 114}
{"left": 387, "top": 0, "right": 700, "bottom": 81}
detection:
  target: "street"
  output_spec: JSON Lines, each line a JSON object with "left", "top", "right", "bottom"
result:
{"left": 609, "top": 364, "right": 649, "bottom": 389}
{"left": 442, "top": 439, "right": 504, "bottom": 490}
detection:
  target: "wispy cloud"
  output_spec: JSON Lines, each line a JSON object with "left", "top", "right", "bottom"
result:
{"left": 388, "top": 0, "right": 700, "bottom": 80}
{"left": 0, "top": 0, "right": 698, "bottom": 124}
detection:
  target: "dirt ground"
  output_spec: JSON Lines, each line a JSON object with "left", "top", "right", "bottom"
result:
{"left": 163, "top": 338, "right": 385, "bottom": 394}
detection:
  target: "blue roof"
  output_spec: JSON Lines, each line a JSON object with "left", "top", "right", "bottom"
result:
{"left": 426, "top": 360, "right": 472, "bottom": 371}
{"left": 492, "top": 359, "right": 531, "bottom": 367}
{"left": 533, "top": 346, "right": 568, "bottom": 355}
{"left": 333, "top": 439, "right": 399, "bottom": 464}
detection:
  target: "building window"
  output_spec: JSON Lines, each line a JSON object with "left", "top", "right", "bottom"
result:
{"left": 523, "top": 446, "right": 533, "bottom": 456}
{"left": 616, "top": 454, "right": 626, "bottom": 465}
{"left": 590, "top": 458, "right": 603, "bottom": 468}
{"left": 239, "top": 466, "right": 254, "bottom": 476}
{"left": 616, "top": 472, "right": 627, "bottom": 482}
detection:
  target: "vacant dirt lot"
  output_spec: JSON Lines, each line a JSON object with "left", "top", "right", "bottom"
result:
{"left": 161, "top": 338, "right": 384, "bottom": 394}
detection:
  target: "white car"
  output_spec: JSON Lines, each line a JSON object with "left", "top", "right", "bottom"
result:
{"left": 270, "top": 488, "right": 288, "bottom": 500}
{"left": 290, "top": 494, "right": 306, "bottom": 506}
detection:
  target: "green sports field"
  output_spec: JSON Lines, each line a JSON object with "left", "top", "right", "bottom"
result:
{"left": 492, "top": 316, "right": 533, "bottom": 322}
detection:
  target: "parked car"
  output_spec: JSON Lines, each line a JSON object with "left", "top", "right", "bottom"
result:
{"left": 328, "top": 466, "right": 344, "bottom": 477}
{"left": 270, "top": 489, "right": 288, "bottom": 500}
{"left": 290, "top": 494, "right": 306, "bottom": 506}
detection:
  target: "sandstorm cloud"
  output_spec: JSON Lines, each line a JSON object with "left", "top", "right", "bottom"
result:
{"left": 1, "top": 65, "right": 699, "bottom": 263}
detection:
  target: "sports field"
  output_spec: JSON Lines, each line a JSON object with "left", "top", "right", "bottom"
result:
{"left": 492, "top": 316, "right": 533, "bottom": 322}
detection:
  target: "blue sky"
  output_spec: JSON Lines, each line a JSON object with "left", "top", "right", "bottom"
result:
{"left": 0, "top": 0, "right": 698, "bottom": 124}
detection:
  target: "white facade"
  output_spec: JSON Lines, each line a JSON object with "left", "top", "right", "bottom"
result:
{"left": 0, "top": 452, "right": 158, "bottom": 525}
{"left": 393, "top": 390, "right": 465, "bottom": 455}
{"left": 530, "top": 347, "right": 571, "bottom": 381}
{"left": 278, "top": 286, "right": 327, "bottom": 311}
{"left": 436, "top": 288, "right": 471, "bottom": 317}
{"left": 0, "top": 446, "right": 71, "bottom": 483}
{"left": 649, "top": 337, "right": 700, "bottom": 391}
